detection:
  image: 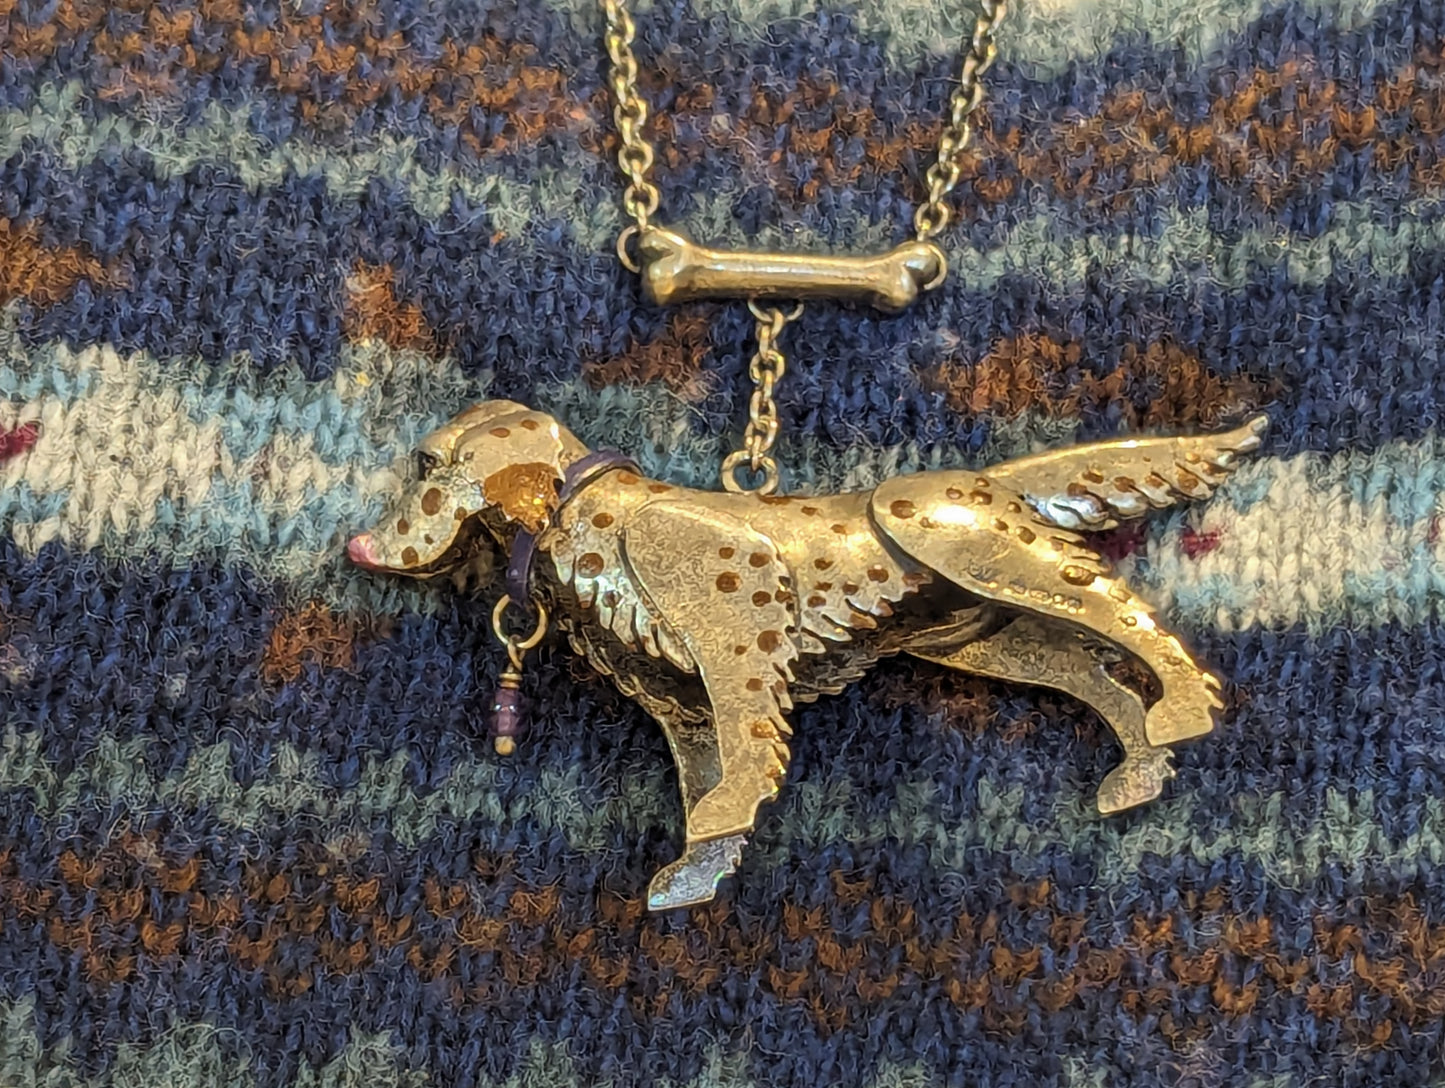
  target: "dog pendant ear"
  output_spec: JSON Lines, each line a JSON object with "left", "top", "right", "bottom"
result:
{"left": 481, "top": 462, "right": 563, "bottom": 533}
{"left": 448, "top": 405, "right": 586, "bottom": 533}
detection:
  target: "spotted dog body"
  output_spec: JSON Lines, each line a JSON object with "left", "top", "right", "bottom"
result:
{"left": 349, "top": 400, "right": 1268, "bottom": 909}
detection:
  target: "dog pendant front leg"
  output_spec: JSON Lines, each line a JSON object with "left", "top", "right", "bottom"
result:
{"left": 623, "top": 502, "right": 800, "bottom": 904}
{"left": 641, "top": 709, "right": 751, "bottom": 911}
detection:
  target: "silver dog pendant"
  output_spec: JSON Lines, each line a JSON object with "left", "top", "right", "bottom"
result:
{"left": 348, "top": 401, "right": 1267, "bottom": 910}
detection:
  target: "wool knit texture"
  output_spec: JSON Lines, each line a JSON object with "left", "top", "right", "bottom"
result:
{"left": 1, "top": 0, "right": 1444, "bottom": 1085}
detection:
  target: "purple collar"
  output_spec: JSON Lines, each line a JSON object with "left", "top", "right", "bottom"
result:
{"left": 505, "top": 450, "right": 639, "bottom": 607}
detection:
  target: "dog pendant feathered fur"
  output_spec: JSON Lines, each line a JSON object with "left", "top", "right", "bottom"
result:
{"left": 347, "top": 400, "right": 1267, "bottom": 909}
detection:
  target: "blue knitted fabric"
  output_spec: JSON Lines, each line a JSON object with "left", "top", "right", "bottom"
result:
{"left": 1, "top": 0, "right": 1444, "bottom": 1085}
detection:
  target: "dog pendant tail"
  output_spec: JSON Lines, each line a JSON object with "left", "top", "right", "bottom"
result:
{"left": 347, "top": 402, "right": 1268, "bottom": 912}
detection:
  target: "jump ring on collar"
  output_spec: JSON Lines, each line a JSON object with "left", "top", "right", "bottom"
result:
{"left": 492, "top": 595, "right": 549, "bottom": 654}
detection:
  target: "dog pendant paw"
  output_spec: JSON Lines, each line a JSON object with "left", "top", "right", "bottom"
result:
{"left": 1143, "top": 686, "right": 1223, "bottom": 747}
{"left": 647, "top": 834, "right": 748, "bottom": 910}
{"left": 1096, "top": 747, "right": 1176, "bottom": 815}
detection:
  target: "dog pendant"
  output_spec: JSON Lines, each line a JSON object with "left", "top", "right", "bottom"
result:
{"left": 347, "top": 401, "right": 1268, "bottom": 910}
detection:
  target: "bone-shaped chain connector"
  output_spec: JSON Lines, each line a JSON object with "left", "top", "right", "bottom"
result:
{"left": 637, "top": 226, "right": 948, "bottom": 314}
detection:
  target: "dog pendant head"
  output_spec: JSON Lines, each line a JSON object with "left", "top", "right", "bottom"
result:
{"left": 348, "top": 399, "right": 585, "bottom": 577}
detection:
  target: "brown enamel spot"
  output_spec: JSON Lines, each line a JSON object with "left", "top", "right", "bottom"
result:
{"left": 752, "top": 590, "right": 773, "bottom": 607}
{"left": 807, "top": 594, "right": 827, "bottom": 607}
{"left": 602, "top": 590, "right": 620, "bottom": 607}
{"left": 519, "top": 418, "right": 540, "bottom": 431}
{"left": 401, "top": 546, "right": 419, "bottom": 566}
{"left": 489, "top": 426, "right": 511, "bottom": 439}
{"left": 867, "top": 566, "right": 889, "bottom": 582}
{"left": 734, "top": 645, "right": 748, "bottom": 655}
{"left": 1084, "top": 469, "right": 1105, "bottom": 483}
{"left": 757, "top": 630, "right": 783, "bottom": 653}
{"left": 578, "top": 552, "right": 605, "bottom": 577}
{"left": 814, "top": 557, "right": 833, "bottom": 570}
{"left": 945, "top": 487, "right": 964, "bottom": 501}
{"left": 454, "top": 507, "right": 468, "bottom": 520}
{"left": 592, "top": 512, "right": 615, "bottom": 529}
{"left": 423, "top": 534, "right": 434, "bottom": 545}
{"left": 749, "top": 552, "right": 769, "bottom": 568}
{"left": 760, "top": 495, "right": 790, "bottom": 505}
{"left": 396, "top": 518, "right": 409, "bottom": 534}
{"left": 814, "top": 582, "right": 833, "bottom": 592}
{"left": 889, "top": 500, "right": 916, "bottom": 519}
{"left": 421, "top": 487, "right": 442, "bottom": 516}
{"left": 843, "top": 581, "right": 860, "bottom": 595}
{"left": 716, "top": 572, "right": 741, "bottom": 593}
{"left": 1115, "top": 476, "right": 1137, "bottom": 490}
{"left": 831, "top": 523, "right": 848, "bottom": 535}
{"left": 648, "top": 483, "right": 671, "bottom": 494}
{"left": 1006, "top": 501, "right": 1021, "bottom": 514}
{"left": 719, "top": 546, "right": 735, "bottom": 559}
{"left": 800, "top": 505, "right": 820, "bottom": 516}
{"left": 992, "top": 518, "right": 1009, "bottom": 532}
{"left": 1016, "top": 526, "right": 1036, "bottom": 544}
{"left": 971, "top": 490, "right": 992, "bottom": 505}
{"left": 617, "top": 471, "right": 640, "bottom": 485}
{"left": 775, "top": 589, "right": 792, "bottom": 603}
{"left": 903, "top": 571, "right": 929, "bottom": 587}
{"left": 975, "top": 477, "right": 990, "bottom": 489}
{"left": 746, "top": 678, "right": 765, "bottom": 692}
{"left": 1061, "top": 565, "right": 1096, "bottom": 586}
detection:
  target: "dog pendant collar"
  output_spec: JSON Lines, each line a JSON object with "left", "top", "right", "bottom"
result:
{"left": 488, "top": 450, "right": 641, "bottom": 753}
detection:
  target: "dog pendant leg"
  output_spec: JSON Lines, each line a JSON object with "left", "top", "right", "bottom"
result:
{"left": 642, "top": 712, "right": 747, "bottom": 910}
{"left": 873, "top": 481, "right": 1225, "bottom": 749}
{"left": 623, "top": 502, "right": 800, "bottom": 905}
{"left": 910, "top": 616, "right": 1175, "bottom": 813}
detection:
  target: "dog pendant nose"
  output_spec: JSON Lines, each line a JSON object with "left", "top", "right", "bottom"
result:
{"left": 346, "top": 533, "right": 379, "bottom": 569}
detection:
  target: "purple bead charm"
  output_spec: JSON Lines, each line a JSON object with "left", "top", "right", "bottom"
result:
{"left": 489, "top": 671, "right": 527, "bottom": 755}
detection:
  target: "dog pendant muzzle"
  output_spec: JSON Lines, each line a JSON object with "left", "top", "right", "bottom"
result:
{"left": 348, "top": 400, "right": 1268, "bottom": 911}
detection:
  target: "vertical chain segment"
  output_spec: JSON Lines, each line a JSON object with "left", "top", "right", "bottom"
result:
{"left": 720, "top": 302, "right": 803, "bottom": 495}
{"left": 913, "top": 0, "right": 1007, "bottom": 241}
{"left": 599, "top": 0, "right": 662, "bottom": 270}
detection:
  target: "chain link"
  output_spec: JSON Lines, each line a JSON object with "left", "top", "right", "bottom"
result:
{"left": 914, "top": 0, "right": 1007, "bottom": 241}
{"left": 720, "top": 302, "right": 802, "bottom": 495}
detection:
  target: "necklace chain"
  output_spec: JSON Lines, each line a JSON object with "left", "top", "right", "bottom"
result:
{"left": 601, "top": 0, "right": 662, "bottom": 250}
{"left": 598, "top": 0, "right": 1007, "bottom": 491}
{"left": 718, "top": 301, "right": 802, "bottom": 495}
{"left": 600, "top": 0, "right": 1006, "bottom": 246}
{"left": 915, "top": 1, "right": 1008, "bottom": 239}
